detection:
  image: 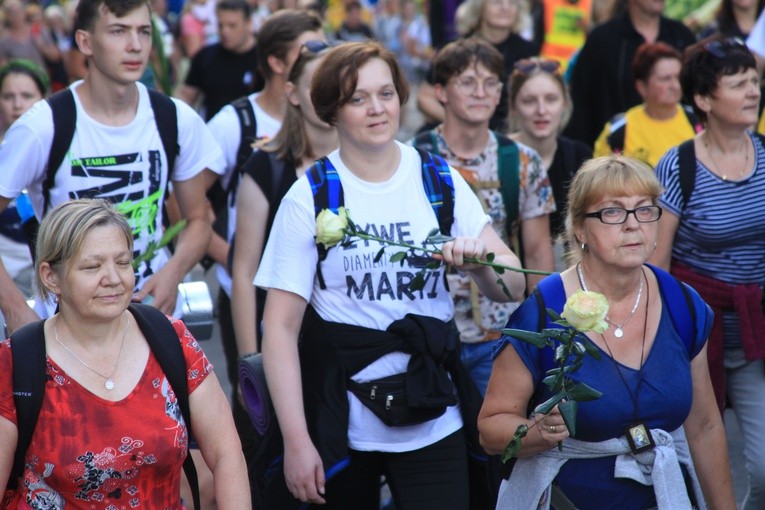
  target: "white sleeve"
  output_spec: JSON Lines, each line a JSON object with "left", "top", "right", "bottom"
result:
{"left": 172, "top": 99, "right": 225, "bottom": 181}
{"left": 254, "top": 177, "right": 318, "bottom": 301}
{"left": 206, "top": 104, "right": 242, "bottom": 180}
{"left": 450, "top": 165, "right": 491, "bottom": 238}
{"left": 0, "top": 101, "right": 52, "bottom": 200}
{"left": 748, "top": 10, "right": 765, "bottom": 58}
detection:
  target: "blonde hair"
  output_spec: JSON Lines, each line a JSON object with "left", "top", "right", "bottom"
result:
{"left": 507, "top": 58, "right": 572, "bottom": 133}
{"left": 35, "top": 199, "right": 134, "bottom": 301}
{"left": 456, "top": 0, "right": 530, "bottom": 37}
{"left": 564, "top": 156, "right": 663, "bottom": 263}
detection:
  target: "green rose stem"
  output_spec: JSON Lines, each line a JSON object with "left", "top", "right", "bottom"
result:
{"left": 132, "top": 219, "right": 187, "bottom": 270}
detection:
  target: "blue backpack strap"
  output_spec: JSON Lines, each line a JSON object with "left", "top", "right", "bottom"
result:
{"left": 647, "top": 264, "right": 697, "bottom": 356}
{"left": 307, "top": 157, "right": 341, "bottom": 289}
{"left": 414, "top": 147, "right": 454, "bottom": 235}
{"left": 9, "top": 320, "right": 47, "bottom": 491}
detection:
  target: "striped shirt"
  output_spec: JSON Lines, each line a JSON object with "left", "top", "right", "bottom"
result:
{"left": 655, "top": 132, "right": 765, "bottom": 286}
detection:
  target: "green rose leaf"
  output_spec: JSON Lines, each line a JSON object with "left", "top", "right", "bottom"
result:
{"left": 389, "top": 251, "right": 407, "bottom": 263}
{"left": 373, "top": 247, "right": 386, "bottom": 263}
{"left": 409, "top": 270, "right": 426, "bottom": 291}
{"left": 535, "top": 392, "right": 565, "bottom": 416}
{"left": 558, "top": 400, "right": 578, "bottom": 436}
{"left": 502, "top": 328, "right": 548, "bottom": 349}
{"left": 501, "top": 424, "right": 529, "bottom": 463}
{"left": 566, "top": 382, "right": 603, "bottom": 402}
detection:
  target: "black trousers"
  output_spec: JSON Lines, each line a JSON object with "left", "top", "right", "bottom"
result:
{"left": 316, "top": 429, "right": 470, "bottom": 510}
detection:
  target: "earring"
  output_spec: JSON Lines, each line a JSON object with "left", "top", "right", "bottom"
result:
{"left": 580, "top": 242, "right": 587, "bottom": 252}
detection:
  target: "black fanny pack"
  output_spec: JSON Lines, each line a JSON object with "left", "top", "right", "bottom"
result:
{"left": 348, "top": 373, "right": 450, "bottom": 427}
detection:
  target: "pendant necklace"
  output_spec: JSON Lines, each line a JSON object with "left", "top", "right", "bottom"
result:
{"left": 704, "top": 135, "right": 750, "bottom": 181}
{"left": 598, "top": 268, "right": 654, "bottom": 454}
{"left": 54, "top": 314, "right": 128, "bottom": 391}
{"left": 577, "top": 262, "right": 643, "bottom": 338}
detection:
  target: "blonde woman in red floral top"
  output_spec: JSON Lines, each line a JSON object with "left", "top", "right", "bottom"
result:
{"left": 0, "top": 199, "right": 250, "bottom": 510}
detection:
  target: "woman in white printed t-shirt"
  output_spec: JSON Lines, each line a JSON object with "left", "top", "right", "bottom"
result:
{"left": 254, "top": 41, "right": 525, "bottom": 509}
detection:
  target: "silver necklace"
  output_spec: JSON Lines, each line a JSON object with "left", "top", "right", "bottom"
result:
{"left": 577, "top": 263, "right": 643, "bottom": 338}
{"left": 54, "top": 314, "right": 128, "bottom": 390}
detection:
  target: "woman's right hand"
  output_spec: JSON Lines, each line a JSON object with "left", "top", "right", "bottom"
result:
{"left": 284, "top": 438, "right": 326, "bottom": 504}
{"left": 533, "top": 405, "right": 570, "bottom": 446}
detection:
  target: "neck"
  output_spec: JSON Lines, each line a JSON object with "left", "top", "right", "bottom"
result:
{"left": 643, "top": 102, "right": 677, "bottom": 121}
{"left": 514, "top": 131, "right": 558, "bottom": 163}
{"left": 478, "top": 25, "right": 511, "bottom": 45}
{"left": 256, "top": 81, "right": 288, "bottom": 123}
{"left": 440, "top": 119, "right": 490, "bottom": 158}
{"left": 304, "top": 121, "right": 339, "bottom": 163}
{"left": 233, "top": 35, "right": 256, "bottom": 54}
{"left": 734, "top": 4, "right": 758, "bottom": 31}
{"left": 628, "top": 8, "right": 660, "bottom": 41}
{"left": 338, "top": 140, "right": 401, "bottom": 182}
{"left": 703, "top": 123, "right": 749, "bottom": 153}
{"left": 55, "top": 310, "right": 127, "bottom": 347}
{"left": 76, "top": 78, "right": 139, "bottom": 126}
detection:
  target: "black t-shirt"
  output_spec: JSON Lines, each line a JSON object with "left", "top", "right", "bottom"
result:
{"left": 492, "top": 33, "right": 538, "bottom": 132}
{"left": 184, "top": 43, "right": 260, "bottom": 120}
{"left": 548, "top": 136, "right": 591, "bottom": 238}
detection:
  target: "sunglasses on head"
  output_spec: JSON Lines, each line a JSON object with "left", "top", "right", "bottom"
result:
{"left": 701, "top": 37, "right": 747, "bottom": 59}
{"left": 513, "top": 58, "right": 561, "bottom": 75}
{"left": 301, "top": 40, "right": 333, "bottom": 54}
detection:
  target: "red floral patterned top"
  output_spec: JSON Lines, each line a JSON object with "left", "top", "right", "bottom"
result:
{"left": 0, "top": 317, "right": 212, "bottom": 510}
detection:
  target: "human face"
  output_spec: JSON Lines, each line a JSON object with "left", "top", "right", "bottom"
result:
{"left": 0, "top": 72, "right": 43, "bottom": 124}
{"left": 702, "top": 67, "right": 761, "bottom": 128}
{"left": 76, "top": 5, "right": 153, "bottom": 86}
{"left": 577, "top": 195, "right": 658, "bottom": 270}
{"left": 217, "top": 9, "right": 252, "bottom": 53}
{"left": 287, "top": 56, "right": 332, "bottom": 130}
{"left": 436, "top": 62, "right": 501, "bottom": 127}
{"left": 481, "top": 0, "right": 520, "bottom": 32}
{"left": 512, "top": 73, "right": 567, "bottom": 142}
{"left": 640, "top": 58, "right": 682, "bottom": 108}
{"left": 335, "top": 58, "right": 400, "bottom": 151}
{"left": 49, "top": 225, "right": 135, "bottom": 323}
{"left": 629, "top": 0, "right": 665, "bottom": 18}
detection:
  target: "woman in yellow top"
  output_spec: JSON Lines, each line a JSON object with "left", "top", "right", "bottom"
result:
{"left": 593, "top": 42, "right": 702, "bottom": 168}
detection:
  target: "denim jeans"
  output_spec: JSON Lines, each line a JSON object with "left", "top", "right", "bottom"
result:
{"left": 725, "top": 348, "right": 765, "bottom": 510}
{"left": 460, "top": 341, "right": 496, "bottom": 397}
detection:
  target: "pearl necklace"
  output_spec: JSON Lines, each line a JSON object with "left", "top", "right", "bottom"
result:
{"left": 577, "top": 263, "right": 643, "bottom": 339}
{"left": 54, "top": 314, "right": 128, "bottom": 390}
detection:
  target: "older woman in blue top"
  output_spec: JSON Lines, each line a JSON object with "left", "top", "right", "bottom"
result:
{"left": 651, "top": 36, "right": 765, "bottom": 510}
{"left": 479, "top": 156, "right": 735, "bottom": 509}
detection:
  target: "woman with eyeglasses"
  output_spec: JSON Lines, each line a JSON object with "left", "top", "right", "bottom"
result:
{"left": 508, "top": 57, "right": 592, "bottom": 268}
{"left": 255, "top": 41, "right": 525, "bottom": 509}
{"left": 651, "top": 36, "right": 765, "bottom": 510}
{"left": 479, "top": 155, "right": 736, "bottom": 510}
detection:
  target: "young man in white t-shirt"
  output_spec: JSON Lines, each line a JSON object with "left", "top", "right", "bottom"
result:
{"left": 0, "top": 0, "right": 222, "bottom": 333}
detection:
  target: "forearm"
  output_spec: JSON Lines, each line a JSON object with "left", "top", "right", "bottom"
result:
{"left": 163, "top": 217, "right": 212, "bottom": 284}
{"left": 231, "top": 278, "right": 258, "bottom": 355}
{"left": 206, "top": 233, "right": 230, "bottom": 268}
{"left": 0, "top": 262, "right": 39, "bottom": 333}
{"left": 686, "top": 421, "right": 736, "bottom": 509}
{"left": 480, "top": 413, "right": 557, "bottom": 457}
{"left": 523, "top": 241, "right": 554, "bottom": 294}
{"left": 210, "top": 451, "right": 251, "bottom": 510}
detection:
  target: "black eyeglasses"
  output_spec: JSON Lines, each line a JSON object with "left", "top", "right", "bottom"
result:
{"left": 301, "top": 40, "right": 333, "bottom": 54}
{"left": 513, "top": 58, "right": 561, "bottom": 75}
{"left": 702, "top": 37, "right": 747, "bottom": 59}
{"left": 583, "top": 205, "right": 662, "bottom": 225}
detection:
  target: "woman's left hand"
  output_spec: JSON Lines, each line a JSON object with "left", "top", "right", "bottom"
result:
{"left": 438, "top": 236, "right": 489, "bottom": 272}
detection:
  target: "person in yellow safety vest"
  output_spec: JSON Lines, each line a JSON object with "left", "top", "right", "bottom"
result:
{"left": 539, "top": 0, "right": 592, "bottom": 70}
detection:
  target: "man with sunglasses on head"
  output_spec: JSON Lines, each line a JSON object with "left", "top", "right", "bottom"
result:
{"left": 564, "top": 0, "right": 696, "bottom": 147}
{"left": 412, "top": 34, "right": 554, "bottom": 419}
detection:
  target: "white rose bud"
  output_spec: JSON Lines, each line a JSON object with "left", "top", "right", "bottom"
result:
{"left": 315, "top": 207, "right": 349, "bottom": 248}
{"left": 561, "top": 290, "right": 609, "bottom": 333}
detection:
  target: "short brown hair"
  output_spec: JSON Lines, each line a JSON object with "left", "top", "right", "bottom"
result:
{"left": 75, "top": 0, "right": 150, "bottom": 32}
{"left": 631, "top": 42, "right": 681, "bottom": 83}
{"left": 311, "top": 41, "right": 409, "bottom": 126}
{"left": 431, "top": 37, "right": 504, "bottom": 86}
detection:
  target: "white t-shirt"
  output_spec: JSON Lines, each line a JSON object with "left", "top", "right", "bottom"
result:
{"left": 0, "top": 81, "right": 224, "bottom": 316}
{"left": 255, "top": 142, "right": 490, "bottom": 452}
{"left": 207, "top": 92, "right": 282, "bottom": 296}
{"left": 748, "top": 10, "right": 765, "bottom": 58}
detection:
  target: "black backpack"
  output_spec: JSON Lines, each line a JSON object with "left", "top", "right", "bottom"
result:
{"left": 9, "top": 304, "right": 200, "bottom": 510}
{"left": 605, "top": 105, "right": 702, "bottom": 156}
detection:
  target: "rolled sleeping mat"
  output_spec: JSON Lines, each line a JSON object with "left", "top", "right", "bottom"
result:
{"left": 238, "top": 353, "right": 273, "bottom": 436}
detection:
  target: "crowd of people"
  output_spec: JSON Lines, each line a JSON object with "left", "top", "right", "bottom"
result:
{"left": 0, "top": 0, "right": 765, "bottom": 507}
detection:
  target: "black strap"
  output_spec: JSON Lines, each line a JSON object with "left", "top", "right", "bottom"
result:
{"left": 676, "top": 139, "right": 696, "bottom": 207}
{"left": 147, "top": 89, "right": 179, "bottom": 178}
{"left": 45, "top": 89, "right": 77, "bottom": 215}
{"left": 128, "top": 303, "right": 199, "bottom": 510}
{"left": 605, "top": 112, "right": 627, "bottom": 154}
{"left": 9, "top": 307, "right": 199, "bottom": 510}
{"left": 9, "top": 320, "right": 47, "bottom": 491}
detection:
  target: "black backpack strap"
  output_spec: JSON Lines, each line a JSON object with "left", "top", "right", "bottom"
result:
{"left": 128, "top": 303, "right": 199, "bottom": 510}
{"left": 677, "top": 139, "right": 697, "bottom": 207}
{"left": 681, "top": 104, "right": 703, "bottom": 134}
{"left": 45, "top": 89, "right": 77, "bottom": 215}
{"left": 232, "top": 96, "right": 258, "bottom": 171}
{"left": 605, "top": 112, "right": 627, "bottom": 154}
{"left": 147, "top": 89, "right": 179, "bottom": 177}
{"left": 10, "top": 320, "right": 48, "bottom": 490}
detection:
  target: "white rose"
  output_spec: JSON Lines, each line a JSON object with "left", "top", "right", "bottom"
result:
{"left": 315, "top": 207, "right": 349, "bottom": 248}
